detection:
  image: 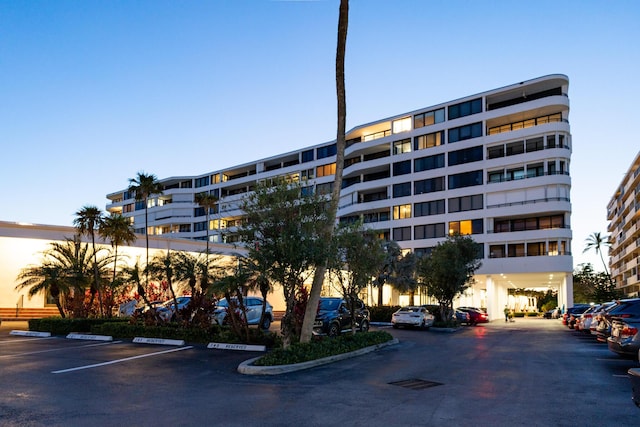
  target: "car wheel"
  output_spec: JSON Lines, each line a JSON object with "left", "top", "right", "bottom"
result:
{"left": 260, "top": 317, "right": 271, "bottom": 330}
{"left": 420, "top": 320, "right": 427, "bottom": 330}
{"left": 360, "top": 320, "right": 370, "bottom": 333}
{"left": 328, "top": 322, "right": 340, "bottom": 337}
{"left": 392, "top": 324, "right": 398, "bottom": 329}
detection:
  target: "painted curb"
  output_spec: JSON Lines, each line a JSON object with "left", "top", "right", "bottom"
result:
{"left": 66, "top": 333, "right": 113, "bottom": 341}
{"left": 10, "top": 330, "right": 51, "bottom": 337}
{"left": 237, "top": 338, "right": 399, "bottom": 375}
{"left": 133, "top": 337, "right": 185, "bottom": 346}
{"left": 207, "top": 342, "right": 266, "bottom": 352}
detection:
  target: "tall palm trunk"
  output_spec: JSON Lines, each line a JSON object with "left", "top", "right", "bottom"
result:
{"left": 300, "top": 0, "right": 349, "bottom": 343}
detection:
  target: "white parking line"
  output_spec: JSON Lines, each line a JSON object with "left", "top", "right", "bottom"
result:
{"left": 0, "top": 341, "right": 122, "bottom": 358}
{"left": 51, "top": 345, "right": 194, "bottom": 374}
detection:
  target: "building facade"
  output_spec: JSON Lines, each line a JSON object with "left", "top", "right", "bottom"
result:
{"left": 106, "top": 74, "right": 575, "bottom": 319}
{"left": 607, "top": 151, "right": 640, "bottom": 297}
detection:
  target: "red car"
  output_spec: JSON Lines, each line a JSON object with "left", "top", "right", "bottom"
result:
{"left": 457, "top": 307, "right": 489, "bottom": 325}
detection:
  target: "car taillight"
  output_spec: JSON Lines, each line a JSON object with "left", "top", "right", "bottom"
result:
{"left": 584, "top": 314, "right": 592, "bottom": 318}
{"left": 621, "top": 326, "right": 639, "bottom": 338}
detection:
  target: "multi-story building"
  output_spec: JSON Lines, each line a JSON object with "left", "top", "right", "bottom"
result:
{"left": 607, "top": 151, "right": 640, "bottom": 297}
{"left": 106, "top": 74, "right": 574, "bottom": 318}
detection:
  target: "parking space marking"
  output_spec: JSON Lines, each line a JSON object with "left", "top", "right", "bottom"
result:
{"left": 0, "top": 340, "right": 122, "bottom": 358}
{"left": 51, "top": 345, "right": 194, "bottom": 374}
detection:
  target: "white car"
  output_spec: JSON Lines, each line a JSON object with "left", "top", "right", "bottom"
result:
{"left": 392, "top": 306, "right": 435, "bottom": 330}
{"left": 213, "top": 296, "right": 273, "bottom": 330}
{"left": 156, "top": 296, "right": 192, "bottom": 322}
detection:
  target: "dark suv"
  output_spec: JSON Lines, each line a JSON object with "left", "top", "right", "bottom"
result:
{"left": 313, "top": 297, "right": 370, "bottom": 337}
{"left": 607, "top": 298, "right": 640, "bottom": 358}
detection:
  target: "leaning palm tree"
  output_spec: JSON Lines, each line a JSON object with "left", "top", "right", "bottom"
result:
{"left": 16, "top": 263, "right": 70, "bottom": 318}
{"left": 584, "top": 231, "right": 613, "bottom": 284}
{"left": 74, "top": 205, "right": 105, "bottom": 316}
{"left": 128, "top": 172, "right": 163, "bottom": 288}
{"left": 301, "top": 0, "right": 349, "bottom": 344}
{"left": 99, "top": 213, "right": 136, "bottom": 293}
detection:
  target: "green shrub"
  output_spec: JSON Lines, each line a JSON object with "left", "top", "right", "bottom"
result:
{"left": 253, "top": 331, "right": 393, "bottom": 366}
{"left": 369, "top": 306, "right": 400, "bottom": 322}
{"left": 28, "top": 317, "right": 128, "bottom": 335}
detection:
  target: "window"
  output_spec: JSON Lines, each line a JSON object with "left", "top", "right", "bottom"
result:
{"left": 414, "top": 199, "right": 445, "bottom": 217}
{"left": 448, "top": 146, "right": 483, "bottom": 166}
{"left": 414, "top": 131, "right": 443, "bottom": 150}
{"left": 448, "top": 98, "right": 482, "bottom": 120}
{"left": 393, "top": 160, "right": 411, "bottom": 176}
{"left": 414, "top": 223, "right": 446, "bottom": 239}
{"left": 527, "top": 163, "right": 544, "bottom": 178}
{"left": 448, "top": 122, "right": 482, "bottom": 143}
{"left": 414, "top": 153, "right": 445, "bottom": 172}
{"left": 363, "top": 129, "right": 391, "bottom": 142}
{"left": 302, "top": 168, "right": 315, "bottom": 180}
{"left": 392, "top": 117, "right": 412, "bottom": 134}
{"left": 194, "top": 207, "right": 205, "bottom": 217}
{"left": 505, "top": 141, "right": 524, "bottom": 156}
{"left": 179, "top": 224, "right": 191, "bottom": 233}
{"left": 448, "top": 219, "right": 483, "bottom": 235}
{"left": 316, "top": 182, "right": 334, "bottom": 195}
{"left": 506, "top": 167, "right": 525, "bottom": 181}
{"left": 194, "top": 221, "right": 207, "bottom": 232}
{"left": 393, "top": 204, "right": 412, "bottom": 220}
{"left": 316, "top": 163, "right": 336, "bottom": 177}
{"left": 508, "top": 243, "right": 525, "bottom": 257}
{"left": 488, "top": 112, "right": 563, "bottom": 135}
{"left": 526, "top": 137, "right": 544, "bottom": 152}
{"left": 527, "top": 242, "right": 545, "bottom": 256}
{"left": 317, "top": 144, "right": 337, "bottom": 159}
{"left": 448, "top": 170, "right": 482, "bottom": 189}
{"left": 414, "top": 177, "right": 445, "bottom": 194}
{"left": 195, "top": 176, "right": 210, "bottom": 188}
{"left": 488, "top": 170, "right": 504, "bottom": 183}
{"left": 393, "top": 182, "right": 412, "bottom": 198}
{"left": 393, "top": 138, "right": 412, "bottom": 155}
{"left": 490, "top": 244, "right": 506, "bottom": 258}
{"left": 493, "top": 215, "right": 564, "bottom": 233}
{"left": 448, "top": 194, "right": 483, "bottom": 213}
{"left": 487, "top": 145, "right": 504, "bottom": 159}
{"left": 301, "top": 149, "right": 314, "bottom": 163}
{"left": 414, "top": 108, "right": 445, "bottom": 128}
{"left": 393, "top": 226, "right": 411, "bottom": 241}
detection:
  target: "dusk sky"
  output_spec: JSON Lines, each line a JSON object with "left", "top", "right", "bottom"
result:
{"left": 1, "top": 0, "right": 638, "bottom": 270}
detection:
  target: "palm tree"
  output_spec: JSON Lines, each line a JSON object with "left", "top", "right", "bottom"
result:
{"left": 121, "top": 259, "right": 154, "bottom": 311}
{"left": 301, "top": 0, "right": 349, "bottom": 344}
{"left": 74, "top": 205, "right": 105, "bottom": 316}
{"left": 146, "top": 250, "right": 180, "bottom": 320}
{"left": 99, "top": 213, "right": 136, "bottom": 290}
{"left": 195, "top": 192, "right": 219, "bottom": 288}
{"left": 584, "top": 231, "right": 613, "bottom": 284}
{"left": 16, "top": 263, "right": 69, "bottom": 318}
{"left": 128, "top": 172, "right": 163, "bottom": 287}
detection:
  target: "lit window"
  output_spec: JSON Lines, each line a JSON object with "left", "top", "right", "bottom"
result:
{"left": 316, "top": 163, "right": 336, "bottom": 177}
{"left": 393, "top": 204, "right": 412, "bottom": 220}
{"left": 392, "top": 117, "right": 411, "bottom": 134}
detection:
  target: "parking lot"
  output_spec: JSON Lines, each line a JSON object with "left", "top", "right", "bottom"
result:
{"left": 1, "top": 318, "right": 638, "bottom": 426}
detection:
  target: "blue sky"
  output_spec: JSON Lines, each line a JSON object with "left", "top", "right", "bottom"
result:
{"left": 1, "top": 0, "right": 638, "bottom": 270}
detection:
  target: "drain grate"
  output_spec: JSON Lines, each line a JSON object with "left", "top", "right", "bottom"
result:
{"left": 389, "top": 379, "right": 443, "bottom": 390}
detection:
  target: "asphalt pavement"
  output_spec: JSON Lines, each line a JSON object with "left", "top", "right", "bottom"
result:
{"left": 1, "top": 318, "right": 638, "bottom": 426}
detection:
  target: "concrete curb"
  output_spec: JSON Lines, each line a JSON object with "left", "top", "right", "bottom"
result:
{"left": 237, "top": 338, "right": 399, "bottom": 375}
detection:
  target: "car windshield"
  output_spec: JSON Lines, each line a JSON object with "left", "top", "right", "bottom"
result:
{"left": 399, "top": 307, "right": 419, "bottom": 312}
{"left": 319, "top": 299, "right": 341, "bottom": 311}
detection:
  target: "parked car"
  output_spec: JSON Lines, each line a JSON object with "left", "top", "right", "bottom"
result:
{"left": 574, "top": 305, "right": 598, "bottom": 333}
{"left": 313, "top": 297, "right": 370, "bottom": 337}
{"left": 562, "top": 304, "right": 590, "bottom": 328}
{"left": 455, "top": 309, "right": 471, "bottom": 325}
{"left": 457, "top": 307, "right": 489, "bottom": 325}
{"left": 543, "top": 308, "right": 560, "bottom": 319}
{"left": 595, "top": 299, "right": 640, "bottom": 342}
{"left": 391, "top": 306, "right": 435, "bottom": 330}
{"left": 156, "top": 296, "right": 192, "bottom": 321}
{"left": 212, "top": 296, "right": 274, "bottom": 330}
{"left": 607, "top": 299, "right": 640, "bottom": 358}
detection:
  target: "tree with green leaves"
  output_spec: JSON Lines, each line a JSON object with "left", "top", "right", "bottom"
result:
{"left": 16, "top": 263, "right": 70, "bottom": 318}
{"left": 388, "top": 251, "right": 418, "bottom": 305}
{"left": 238, "top": 178, "right": 329, "bottom": 348}
{"left": 74, "top": 205, "right": 105, "bottom": 316}
{"left": 128, "top": 171, "right": 163, "bottom": 287}
{"left": 416, "top": 233, "right": 482, "bottom": 324}
{"left": 574, "top": 262, "right": 621, "bottom": 303}
{"left": 583, "top": 231, "right": 613, "bottom": 285}
{"left": 195, "top": 192, "right": 219, "bottom": 290}
{"left": 121, "top": 258, "right": 154, "bottom": 314}
{"left": 327, "top": 222, "right": 385, "bottom": 334}
{"left": 99, "top": 213, "right": 136, "bottom": 306}
{"left": 301, "top": 0, "right": 349, "bottom": 344}
{"left": 372, "top": 241, "right": 402, "bottom": 306}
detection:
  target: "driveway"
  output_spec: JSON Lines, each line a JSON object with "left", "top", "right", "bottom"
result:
{"left": 0, "top": 318, "right": 637, "bottom": 426}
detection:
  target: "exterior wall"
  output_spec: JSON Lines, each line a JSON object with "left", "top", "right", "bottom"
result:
{"left": 607, "top": 151, "right": 640, "bottom": 297}
{"left": 102, "top": 74, "right": 575, "bottom": 319}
